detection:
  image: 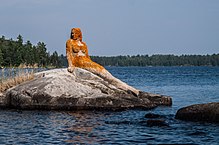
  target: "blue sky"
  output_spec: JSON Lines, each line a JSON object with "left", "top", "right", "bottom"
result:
{"left": 0, "top": 0, "right": 218, "bottom": 56}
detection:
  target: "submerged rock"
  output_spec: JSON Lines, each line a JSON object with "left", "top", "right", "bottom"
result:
{"left": 1, "top": 68, "right": 172, "bottom": 110}
{"left": 145, "top": 113, "right": 163, "bottom": 119}
{"left": 0, "top": 92, "right": 7, "bottom": 109}
{"left": 146, "top": 119, "right": 169, "bottom": 127}
{"left": 175, "top": 102, "right": 219, "bottom": 123}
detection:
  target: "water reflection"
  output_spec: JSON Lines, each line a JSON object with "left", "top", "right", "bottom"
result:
{"left": 63, "top": 111, "right": 110, "bottom": 144}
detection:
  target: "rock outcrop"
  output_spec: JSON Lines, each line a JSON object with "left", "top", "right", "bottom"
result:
{"left": 175, "top": 102, "right": 219, "bottom": 123}
{"left": 0, "top": 68, "right": 172, "bottom": 110}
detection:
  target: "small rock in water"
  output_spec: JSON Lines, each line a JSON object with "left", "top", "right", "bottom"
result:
{"left": 146, "top": 119, "right": 169, "bottom": 127}
{"left": 175, "top": 102, "right": 219, "bottom": 123}
{"left": 145, "top": 113, "right": 162, "bottom": 118}
{"left": 105, "top": 120, "right": 133, "bottom": 125}
{"left": 188, "top": 131, "right": 206, "bottom": 136}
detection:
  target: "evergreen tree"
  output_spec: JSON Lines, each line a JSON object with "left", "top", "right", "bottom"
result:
{"left": 17, "top": 34, "right": 23, "bottom": 46}
{"left": 50, "top": 51, "right": 59, "bottom": 67}
{"left": 36, "top": 42, "right": 48, "bottom": 66}
{"left": 0, "top": 48, "right": 3, "bottom": 66}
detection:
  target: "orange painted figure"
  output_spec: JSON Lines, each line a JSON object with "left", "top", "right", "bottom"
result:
{"left": 66, "top": 28, "right": 139, "bottom": 95}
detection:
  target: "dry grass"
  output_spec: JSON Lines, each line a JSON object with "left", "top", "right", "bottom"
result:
{"left": 0, "top": 68, "right": 35, "bottom": 92}
{"left": 0, "top": 63, "right": 48, "bottom": 92}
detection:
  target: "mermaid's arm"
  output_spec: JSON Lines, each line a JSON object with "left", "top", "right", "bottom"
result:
{"left": 66, "top": 39, "right": 74, "bottom": 67}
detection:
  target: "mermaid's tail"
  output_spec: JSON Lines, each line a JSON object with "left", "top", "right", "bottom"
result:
{"left": 100, "top": 69, "right": 139, "bottom": 96}
{"left": 68, "top": 57, "right": 139, "bottom": 96}
{"left": 77, "top": 61, "right": 139, "bottom": 95}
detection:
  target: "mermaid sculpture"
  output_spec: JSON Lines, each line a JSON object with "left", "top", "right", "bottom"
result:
{"left": 66, "top": 28, "right": 139, "bottom": 95}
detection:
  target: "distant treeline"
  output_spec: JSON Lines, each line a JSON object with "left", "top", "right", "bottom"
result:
{"left": 0, "top": 35, "right": 67, "bottom": 67}
{"left": 91, "top": 54, "right": 219, "bottom": 66}
{"left": 1, "top": 35, "right": 219, "bottom": 67}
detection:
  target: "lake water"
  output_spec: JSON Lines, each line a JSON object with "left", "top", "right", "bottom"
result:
{"left": 0, "top": 66, "right": 219, "bottom": 144}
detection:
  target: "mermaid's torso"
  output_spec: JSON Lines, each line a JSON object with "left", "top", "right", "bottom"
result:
{"left": 66, "top": 39, "right": 104, "bottom": 71}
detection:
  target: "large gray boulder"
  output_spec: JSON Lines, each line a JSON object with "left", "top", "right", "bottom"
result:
{"left": 1, "top": 68, "right": 172, "bottom": 110}
{"left": 175, "top": 102, "right": 219, "bottom": 123}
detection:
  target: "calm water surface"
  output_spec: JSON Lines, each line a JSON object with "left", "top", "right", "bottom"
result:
{"left": 0, "top": 67, "right": 219, "bottom": 144}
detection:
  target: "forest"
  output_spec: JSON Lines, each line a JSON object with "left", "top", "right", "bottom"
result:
{"left": 0, "top": 35, "right": 66, "bottom": 68}
{"left": 91, "top": 54, "right": 219, "bottom": 67}
{"left": 0, "top": 35, "right": 219, "bottom": 67}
